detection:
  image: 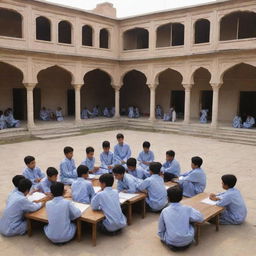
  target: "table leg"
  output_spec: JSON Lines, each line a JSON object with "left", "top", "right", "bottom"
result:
{"left": 92, "top": 223, "right": 97, "bottom": 247}
{"left": 215, "top": 214, "right": 220, "bottom": 232}
{"left": 27, "top": 219, "right": 32, "bottom": 237}
{"left": 141, "top": 199, "right": 146, "bottom": 219}
{"left": 195, "top": 224, "right": 200, "bottom": 245}
{"left": 76, "top": 219, "right": 82, "bottom": 242}
{"left": 127, "top": 204, "right": 132, "bottom": 225}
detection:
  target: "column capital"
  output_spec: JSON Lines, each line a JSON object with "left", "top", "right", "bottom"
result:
{"left": 72, "top": 84, "right": 83, "bottom": 90}
{"left": 147, "top": 83, "right": 158, "bottom": 89}
{"left": 182, "top": 83, "right": 193, "bottom": 90}
{"left": 24, "top": 83, "right": 36, "bottom": 90}
{"left": 112, "top": 84, "right": 121, "bottom": 91}
{"left": 211, "top": 83, "right": 222, "bottom": 90}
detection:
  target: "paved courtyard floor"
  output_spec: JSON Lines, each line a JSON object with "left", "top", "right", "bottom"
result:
{"left": 0, "top": 129, "right": 255, "bottom": 256}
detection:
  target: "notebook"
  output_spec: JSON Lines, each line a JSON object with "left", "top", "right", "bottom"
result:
{"left": 72, "top": 202, "right": 90, "bottom": 213}
{"left": 93, "top": 186, "right": 101, "bottom": 193}
{"left": 119, "top": 192, "right": 139, "bottom": 204}
{"left": 201, "top": 198, "right": 217, "bottom": 206}
{"left": 27, "top": 192, "right": 46, "bottom": 202}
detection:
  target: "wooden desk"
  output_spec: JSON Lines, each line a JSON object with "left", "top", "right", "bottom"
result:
{"left": 181, "top": 192, "right": 224, "bottom": 245}
{"left": 164, "top": 181, "right": 178, "bottom": 189}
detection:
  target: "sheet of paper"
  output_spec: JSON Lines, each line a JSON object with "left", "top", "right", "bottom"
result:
{"left": 119, "top": 198, "right": 127, "bottom": 204}
{"left": 119, "top": 192, "right": 139, "bottom": 201}
{"left": 72, "top": 202, "right": 90, "bottom": 213}
{"left": 27, "top": 192, "right": 46, "bottom": 202}
{"left": 165, "top": 186, "right": 169, "bottom": 190}
{"left": 179, "top": 176, "right": 185, "bottom": 180}
{"left": 88, "top": 174, "right": 96, "bottom": 179}
{"left": 93, "top": 186, "right": 101, "bottom": 193}
{"left": 201, "top": 198, "right": 217, "bottom": 206}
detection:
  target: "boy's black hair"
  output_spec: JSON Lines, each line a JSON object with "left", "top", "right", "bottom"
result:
{"left": 64, "top": 146, "right": 73, "bottom": 154}
{"left": 143, "top": 141, "right": 150, "bottom": 148}
{"left": 24, "top": 156, "right": 35, "bottom": 165}
{"left": 126, "top": 158, "right": 137, "bottom": 167}
{"left": 191, "top": 156, "right": 203, "bottom": 168}
{"left": 112, "top": 165, "right": 126, "bottom": 175}
{"left": 0, "top": 110, "right": 3, "bottom": 115}
{"left": 221, "top": 174, "right": 237, "bottom": 188}
{"left": 46, "top": 167, "right": 58, "bottom": 177}
{"left": 12, "top": 175, "right": 25, "bottom": 187}
{"left": 102, "top": 141, "right": 110, "bottom": 148}
{"left": 116, "top": 133, "right": 124, "bottom": 139}
{"left": 149, "top": 162, "right": 162, "bottom": 174}
{"left": 166, "top": 150, "right": 175, "bottom": 157}
{"left": 77, "top": 165, "right": 89, "bottom": 177}
{"left": 86, "top": 146, "right": 94, "bottom": 154}
{"left": 18, "top": 179, "right": 32, "bottom": 193}
{"left": 99, "top": 173, "right": 114, "bottom": 187}
{"left": 50, "top": 182, "right": 64, "bottom": 197}
{"left": 167, "top": 186, "right": 183, "bottom": 203}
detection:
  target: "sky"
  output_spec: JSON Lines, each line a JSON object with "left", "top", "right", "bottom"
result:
{"left": 45, "top": 0, "right": 218, "bottom": 18}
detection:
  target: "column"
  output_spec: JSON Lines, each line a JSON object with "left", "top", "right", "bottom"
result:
{"left": 73, "top": 84, "right": 83, "bottom": 123}
{"left": 183, "top": 84, "right": 192, "bottom": 124}
{"left": 114, "top": 86, "right": 120, "bottom": 118}
{"left": 149, "top": 85, "right": 156, "bottom": 121}
{"left": 211, "top": 83, "right": 221, "bottom": 128}
{"left": 24, "top": 83, "right": 36, "bottom": 130}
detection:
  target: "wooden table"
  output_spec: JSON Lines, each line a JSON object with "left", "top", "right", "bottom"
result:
{"left": 181, "top": 192, "right": 224, "bottom": 245}
{"left": 164, "top": 181, "right": 178, "bottom": 189}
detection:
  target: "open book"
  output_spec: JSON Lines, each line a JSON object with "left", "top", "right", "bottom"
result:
{"left": 93, "top": 186, "right": 101, "bottom": 193}
{"left": 72, "top": 202, "right": 90, "bottom": 213}
{"left": 119, "top": 192, "right": 139, "bottom": 204}
{"left": 27, "top": 192, "right": 46, "bottom": 202}
{"left": 201, "top": 198, "right": 217, "bottom": 206}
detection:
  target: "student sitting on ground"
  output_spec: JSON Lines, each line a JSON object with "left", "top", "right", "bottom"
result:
{"left": 158, "top": 186, "right": 204, "bottom": 251}
{"left": 60, "top": 146, "right": 77, "bottom": 185}
{"left": 128, "top": 106, "right": 134, "bottom": 118}
{"left": 0, "top": 179, "right": 45, "bottom": 237}
{"left": 209, "top": 174, "right": 247, "bottom": 225}
{"left": 37, "top": 167, "right": 58, "bottom": 195}
{"left": 71, "top": 165, "right": 95, "bottom": 204}
{"left": 111, "top": 106, "right": 115, "bottom": 117}
{"left": 232, "top": 115, "right": 242, "bottom": 128}
{"left": 91, "top": 174, "right": 127, "bottom": 235}
{"left": 4, "top": 108, "right": 21, "bottom": 128}
{"left": 243, "top": 114, "right": 255, "bottom": 129}
{"left": 134, "top": 107, "right": 140, "bottom": 118}
{"left": 137, "top": 141, "right": 155, "bottom": 171}
{"left": 92, "top": 105, "right": 101, "bottom": 117}
{"left": 126, "top": 158, "right": 149, "bottom": 179}
{"left": 138, "top": 162, "right": 168, "bottom": 212}
{"left": 40, "top": 107, "right": 50, "bottom": 121}
{"left": 199, "top": 109, "right": 208, "bottom": 123}
{"left": 103, "top": 107, "right": 111, "bottom": 117}
{"left": 155, "top": 105, "right": 163, "bottom": 119}
{"left": 176, "top": 156, "right": 206, "bottom": 198}
{"left": 100, "top": 141, "right": 115, "bottom": 173}
{"left": 161, "top": 150, "right": 181, "bottom": 182}
{"left": 44, "top": 182, "right": 81, "bottom": 244}
{"left": 0, "top": 110, "right": 7, "bottom": 130}
{"left": 81, "top": 107, "right": 92, "bottom": 119}
{"left": 6, "top": 175, "right": 25, "bottom": 206}
{"left": 114, "top": 133, "right": 131, "bottom": 165}
{"left": 113, "top": 165, "right": 142, "bottom": 193}
{"left": 56, "top": 107, "right": 64, "bottom": 121}
{"left": 23, "top": 156, "right": 45, "bottom": 187}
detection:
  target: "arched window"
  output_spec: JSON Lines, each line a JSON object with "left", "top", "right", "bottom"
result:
{"left": 100, "top": 28, "right": 109, "bottom": 49}
{"left": 123, "top": 28, "right": 149, "bottom": 50}
{"left": 58, "top": 20, "right": 72, "bottom": 44}
{"left": 194, "top": 19, "right": 210, "bottom": 44}
{"left": 0, "top": 8, "right": 22, "bottom": 38}
{"left": 82, "top": 25, "right": 93, "bottom": 46}
{"left": 36, "top": 16, "right": 51, "bottom": 41}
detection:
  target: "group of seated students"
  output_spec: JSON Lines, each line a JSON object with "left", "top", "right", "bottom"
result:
{"left": 0, "top": 108, "right": 21, "bottom": 130}
{"left": 0, "top": 133, "right": 247, "bottom": 251}
{"left": 40, "top": 107, "right": 64, "bottom": 122}
{"left": 155, "top": 105, "right": 177, "bottom": 122}
{"left": 233, "top": 114, "right": 255, "bottom": 129}
{"left": 81, "top": 106, "right": 115, "bottom": 119}
{"left": 120, "top": 106, "right": 140, "bottom": 118}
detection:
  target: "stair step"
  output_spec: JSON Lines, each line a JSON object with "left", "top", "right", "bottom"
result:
{"left": 35, "top": 132, "right": 82, "bottom": 140}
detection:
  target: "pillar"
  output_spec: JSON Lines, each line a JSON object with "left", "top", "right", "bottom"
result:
{"left": 183, "top": 84, "right": 192, "bottom": 124}
{"left": 24, "top": 83, "right": 36, "bottom": 130}
{"left": 148, "top": 84, "right": 156, "bottom": 121}
{"left": 114, "top": 86, "right": 120, "bottom": 118}
{"left": 73, "top": 84, "right": 83, "bottom": 123}
{"left": 211, "top": 83, "right": 222, "bottom": 128}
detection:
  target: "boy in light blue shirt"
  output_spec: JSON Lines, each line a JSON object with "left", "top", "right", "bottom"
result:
{"left": 113, "top": 165, "right": 142, "bottom": 193}
{"left": 6, "top": 175, "right": 25, "bottom": 206}
{"left": 138, "top": 162, "right": 168, "bottom": 212}
{"left": 158, "top": 186, "right": 203, "bottom": 251}
{"left": 210, "top": 174, "right": 247, "bottom": 225}
{"left": 114, "top": 133, "right": 131, "bottom": 165}
{"left": 126, "top": 158, "right": 149, "bottom": 179}
{"left": 44, "top": 182, "right": 81, "bottom": 244}
{"left": 71, "top": 165, "right": 95, "bottom": 203}
{"left": 91, "top": 174, "right": 127, "bottom": 234}
{"left": 37, "top": 167, "right": 58, "bottom": 194}
{"left": 60, "top": 146, "right": 77, "bottom": 185}
{"left": 100, "top": 141, "right": 115, "bottom": 173}
{"left": 137, "top": 141, "right": 154, "bottom": 170}
{"left": 176, "top": 156, "right": 206, "bottom": 198}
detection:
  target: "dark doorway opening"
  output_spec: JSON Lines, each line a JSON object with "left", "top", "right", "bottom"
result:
{"left": 201, "top": 90, "right": 213, "bottom": 120}
{"left": 171, "top": 90, "right": 184, "bottom": 118}
{"left": 67, "top": 89, "right": 75, "bottom": 116}
{"left": 13, "top": 88, "right": 26, "bottom": 120}
{"left": 240, "top": 92, "right": 256, "bottom": 120}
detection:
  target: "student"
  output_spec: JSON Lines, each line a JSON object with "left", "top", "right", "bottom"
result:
{"left": 0, "top": 110, "right": 6, "bottom": 130}
{"left": 56, "top": 107, "right": 64, "bottom": 121}
{"left": 209, "top": 174, "right": 247, "bottom": 225}
{"left": 126, "top": 158, "right": 148, "bottom": 179}
{"left": 40, "top": 107, "right": 50, "bottom": 121}
{"left": 161, "top": 150, "right": 181, "bottom": 182}
{"left": 23, "top": 156, "right": 45, "bottom": 187}
{"left": 232, "top": 115, "right": 242, "bottom": 128}
{"left": 103, "top": 107, "right": 110, "bottom": 117}
{"left": 137, "top": 141, "right": 155, "bottom": 170}
{"left": 176, "top": 156, "right": 206, "bottom": 198}
{"left": 243, "top": 115, "right": 255, "bottom": 129}
{"left": 199, "top": 109, "right": 208, "bottom": 123}
{"left": 81, "top": 107, "right": 92, "bottom": 119}
{"left": 71, "top": 165, "right": 95, "bottom": 204}
{"left": 37, "top": 167, "right": 58, "bottom": 194}
{"left": 0, "top": 179, "right": 45, "bottom": 237}
{"left": 3, "top": 108, "right": 21, "bottom": 128}
{"left": 60, "top": 146, "right": 77, "bottom": 185}
{"left": 114, "top": 133, "right": 131, "bottom": 165}
{"left": 100, "top": 141, "right": 115, "bottom": 173}
{"left": 138, "top": 162, "right": 168, "bottom": 212}
{"left": 91, "top": 174, "right": 127, "bottom": 234}
{"left": 113, "top": 165, "right": 142, "bottom": 193}
{"left": 81, "top": 147, "right": 106, "bottom": 174}
{"left": 158, "top": 186, "right": 204, "bottom": 251}
{"left": 44, "top": 182, "right": 81, "bottom": 244}
{"left": 155, "top": 105, "right": 163, "bottom": 119}
{"left": 6, "top": 175, "right": 25, "bottom": 206}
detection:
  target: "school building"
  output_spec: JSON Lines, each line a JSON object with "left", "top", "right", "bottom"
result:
{"left": 1, "top": 0, "right": 256, "bottom": 142}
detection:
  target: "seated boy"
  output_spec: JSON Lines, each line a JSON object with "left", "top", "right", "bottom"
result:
{"left": 91, "top": 174, "right": 127, "bottom": 234}
{"left": 138, "top": 162, "right": 168, "bottom": 212}
{"left": 71, "top": 165, "right": 95, "bottom": 203}
{"left": 161, "top": 150, "right": 181, "bottom": 182}
{"left": 0, "top": 179, "right": 45, "bottom": 236}
{"left": 44, "top": 182, "right": 81, "bottom": 244}
{"left": 176, "top": 156, "right": 206, "bottom": 198}
{"left": 209, "top": 174, "right": 247, "bottom": 225}
{"left": 6, "top": 175, "right": 25, "bottom": 205}
{"left": 113, "top": 165, "right": 142, "bottom": 193}
{"left": 137, "top": 141, "right": 154, "bottom": 171}
{"left": 158, "top": 186, "right": 204, "bottom": 251}
{"left": 114, "top": 133, "right": 131, "bottom": 165}
{"left": 37, "top": 167, "right": 58, "bottom": 195}
{"left": 23, "top": 156, "right": 45, "bottom": 187}
{"left": 81, "top": 147, "right": 107, "bottom": 175}
{"left": 100, "top": 141, "right": 115, "bottom": 173}
{"left": 60, "top": 146, "right": 77, "bottom": 185}
{"left": 126, "top": 158, "right": 149, "bottom": 179}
